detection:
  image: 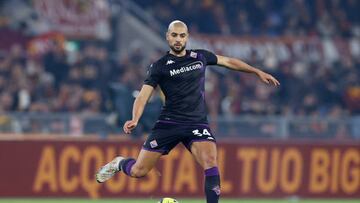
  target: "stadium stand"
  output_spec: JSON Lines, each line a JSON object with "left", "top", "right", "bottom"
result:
{"left": 0, "top": 0, "right": 359, "bottom": 138}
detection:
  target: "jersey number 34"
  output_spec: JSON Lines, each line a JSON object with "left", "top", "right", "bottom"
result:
{"left": 192, "top": 129, "right": 211, "bottom": 137}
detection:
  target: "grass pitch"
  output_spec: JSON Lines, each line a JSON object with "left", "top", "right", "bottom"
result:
{"left": 0, "top": 199, "right": 359, "bottom": 203}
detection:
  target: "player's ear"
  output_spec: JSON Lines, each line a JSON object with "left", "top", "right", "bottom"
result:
{"left": 166, "top": 31, "right": 169, "bottom": 41}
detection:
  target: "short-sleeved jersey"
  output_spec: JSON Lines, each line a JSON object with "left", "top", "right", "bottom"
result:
{"left": 144, "top": 49, "right": 217, "bottom": 124}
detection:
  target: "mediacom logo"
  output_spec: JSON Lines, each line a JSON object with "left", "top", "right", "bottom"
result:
{"left": 169, "top": 61, "right": 203, "bottom": 76}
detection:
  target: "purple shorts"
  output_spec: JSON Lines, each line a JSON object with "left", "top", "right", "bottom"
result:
{"left": 142, "top": 120, "right": 216, "bottom": 155}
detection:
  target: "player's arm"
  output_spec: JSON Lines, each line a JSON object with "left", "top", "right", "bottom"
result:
{"left": 216, "top": 55, "right": 280, "bottom": 86}
{"left": 123, "top": 84, "right": 154, "bottom": 134}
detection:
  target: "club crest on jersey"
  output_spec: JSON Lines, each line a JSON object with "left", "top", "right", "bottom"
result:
{"left": 190, "top": 51, "right": 197, "bottom": 58}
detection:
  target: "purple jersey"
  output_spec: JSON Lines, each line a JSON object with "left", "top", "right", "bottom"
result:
{"left": 144, "top": 49, "right": 217, "bottom": 123}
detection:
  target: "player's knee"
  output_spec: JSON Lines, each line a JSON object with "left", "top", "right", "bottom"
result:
{"left": 203, "top": 154, "right": 217, "bottom": 168}
{"left": 130, "top": 165, "right": 150, "bottom": 178}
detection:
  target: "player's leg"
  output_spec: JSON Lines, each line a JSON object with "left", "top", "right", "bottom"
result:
{"left": 191, "top": 141, "right": 220, "bottom": 203}
{"left": 191, "top": 140, "right": 218, "bottom": 169}
{"left": 125, "top": 121, "right": 181, "bottom": 178}
{"left": 96, "top": 149, "right": 161, "bottom": 182}
{"left": 97, "top": 121, "right": 180, "bottom": 182}
{"left": 119, "top": 149, "right": 162, "bottom": 177}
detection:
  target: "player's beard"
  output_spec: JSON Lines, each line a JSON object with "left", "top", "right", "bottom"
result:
{"left": 170, "top": 43, "right": 186, "bottom": 54}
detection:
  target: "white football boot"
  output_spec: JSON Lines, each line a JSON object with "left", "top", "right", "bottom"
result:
{"left": 95, "top": 156, "right": 124, "bottom": 183}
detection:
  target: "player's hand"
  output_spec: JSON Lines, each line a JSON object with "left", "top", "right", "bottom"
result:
{"left": 256, "top": 70, "right": 280, "bottom": 86}
{"left": 123, "top": 120, "right": 138, "bottom": 134}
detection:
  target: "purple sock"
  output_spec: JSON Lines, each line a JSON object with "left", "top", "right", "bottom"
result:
{"left": 205, "top": 167, "right": 219, "bottom": 176}
{"left": 119, "top": 158, "right": 136, "bottom": 176}
{"left": 204, "top": 167, "right": 220, "bottom": 203}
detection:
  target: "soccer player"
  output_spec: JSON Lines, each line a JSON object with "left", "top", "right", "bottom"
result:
{"left": 96, "top": 20, "right": 280, "bottom": 203}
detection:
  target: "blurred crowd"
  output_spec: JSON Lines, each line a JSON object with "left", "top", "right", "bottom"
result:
{"left": 204, "top": 50, "right": 360, "bottom": 119}
{"left": 138, "top": 0, "right": 360, "bottom": 37}
{"left": 0, "top": 39, "right": 359, "bottom": 119}
{"left": 0, "top": 41, "right": 161, "bottom": 114}
{"left": 0, "top": 0, "right": 359, "bottom": 120}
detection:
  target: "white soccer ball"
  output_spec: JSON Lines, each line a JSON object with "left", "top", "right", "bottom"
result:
{"left": 158, "top": 197, "right": 178, "bottom": 203}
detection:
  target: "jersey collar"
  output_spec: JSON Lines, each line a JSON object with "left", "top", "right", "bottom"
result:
{"left": 167, "top": 50, "right": 189, "bottom": 59}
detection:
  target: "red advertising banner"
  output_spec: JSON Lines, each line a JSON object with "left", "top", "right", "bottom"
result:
{"left": 33, "top": 0, "right": 110, "bottom": 39}
{"left": 0, "top": 139, "right": 359, "bottom": 198}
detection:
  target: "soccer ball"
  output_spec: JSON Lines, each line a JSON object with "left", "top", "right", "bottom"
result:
{"left": 158, "top": 197, "right": 178, "bottom": 203}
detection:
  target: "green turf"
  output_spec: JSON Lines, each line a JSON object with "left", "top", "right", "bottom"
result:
{"left": 0, "top": 199, "right": 359, "bottom": 203}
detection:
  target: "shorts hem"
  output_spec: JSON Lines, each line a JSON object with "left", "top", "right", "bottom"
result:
{"left": 142, "top": 146, "right": 168, "bottom": 155}
{"left": 186, "top": 139, "right": 217, "bottom": 151}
